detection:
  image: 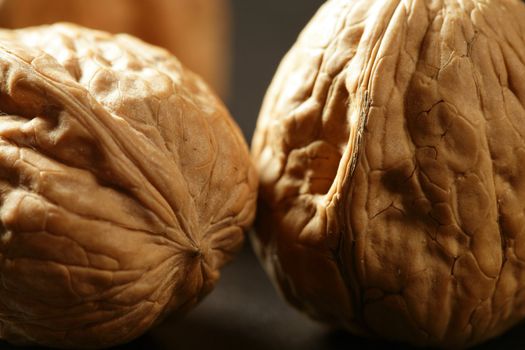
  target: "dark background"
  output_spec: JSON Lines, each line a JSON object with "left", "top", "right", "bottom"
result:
{"left": 2, "top": 1, "right": 525, "bottom": 349}
{"left": 228, "top": 0, "right": 324, "bottom": 141}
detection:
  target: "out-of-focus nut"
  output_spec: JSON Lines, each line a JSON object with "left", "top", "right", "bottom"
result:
{"left": 0, "top": 0, "right": 231, "bottom": 96}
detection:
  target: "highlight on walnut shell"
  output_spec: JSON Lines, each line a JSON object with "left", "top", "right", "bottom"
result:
{"left": 0, "top": 23, "right": 256, "bottom": 348}
{"left": 251, "top": 0, "right": 525, "bottom": 347}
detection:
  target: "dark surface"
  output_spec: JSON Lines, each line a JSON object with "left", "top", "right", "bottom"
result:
{"left": 2, "top": 1, "right": 525, "bottom": 350}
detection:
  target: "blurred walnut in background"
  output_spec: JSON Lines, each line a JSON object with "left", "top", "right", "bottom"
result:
{"left": 0, "top": 0, "right": 231, "bottom": 97}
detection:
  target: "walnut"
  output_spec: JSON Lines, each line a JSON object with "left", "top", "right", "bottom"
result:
{"left": 0, "top": 23, "right": 256, "bottom": 348}
{"left": 251, "top": 0, "right": 525, "bottom": 347}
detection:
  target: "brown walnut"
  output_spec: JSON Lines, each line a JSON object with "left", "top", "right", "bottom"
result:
{"left": 0, "top": 23, "right": 256, "bottom": 348}
{"left": 252, "top": 0, "right": 525, "bottom": 347}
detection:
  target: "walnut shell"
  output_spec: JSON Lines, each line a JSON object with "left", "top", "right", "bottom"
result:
{"left": 0, "top": 0, "right": 231, "bottom": 96}
{"left": 0, "top": 23, "right": 256, "bottom": 348}
{"left": 252, "top": 0, "right": 525, "bottom": 347}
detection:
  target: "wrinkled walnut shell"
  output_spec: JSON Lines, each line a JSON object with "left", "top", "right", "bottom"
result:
{"left": 0, "top": 23, "right": 256, "bottom": 348}
{"left": 252, "top": 0, "right": 525, "bottom": 347}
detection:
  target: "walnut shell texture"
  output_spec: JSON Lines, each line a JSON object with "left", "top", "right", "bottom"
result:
{"left": 252, "top": 0, "right": 525, "bottom": 347}
{"left": 0, "top": 23, "right": 256, "bottom": 348}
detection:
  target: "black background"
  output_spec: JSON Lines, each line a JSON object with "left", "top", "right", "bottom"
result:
{"left": 2, "top": 1, "right": 525, "bottom": 349}
{"left": 228, "top": 0, "right": 324, "bottom": 141}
